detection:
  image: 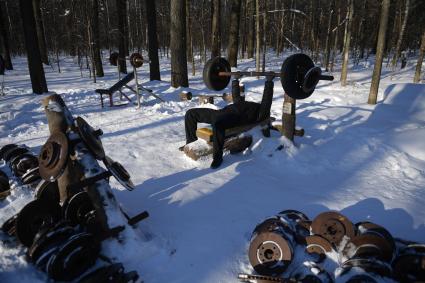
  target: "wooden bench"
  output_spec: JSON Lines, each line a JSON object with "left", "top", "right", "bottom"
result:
{"left": 184, "top": 117, "right": 274, "bottom": 160}
{"left": 95, "top": 72, "right": 135, "bottom": 107}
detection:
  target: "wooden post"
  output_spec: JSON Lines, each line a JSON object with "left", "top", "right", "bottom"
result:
{"left": 282, "top": 93, "right": 296, "bottom": 141}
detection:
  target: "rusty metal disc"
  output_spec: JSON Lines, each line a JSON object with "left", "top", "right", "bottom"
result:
{"left": 15, "top": 199, "right": 62, "bottom": 247}
{"left": 248, "top": 231, "right": 293, "bottom": 276}
{"left": 278, "top": 209, "right": 309, "bottom": 223}
{"left": 341, "top": 258, "right": 392, "bottom": 278}
{"left": 130, "top": 52, "right": 144, "bottom": 68}
{"left": 47, "top": 232, "right": 100, "bottom": 281}
{"left": 290, "top": 262, "right": 333, "bottom": 283}
{"left": 311, "top": 211, "right": 355, "bottom": 246}
{"left": 305, "top": 235, "right": 333, "bottom": 261}
{"left": 343, "top": 234, "right": 393, "bottom": 263}
{"left": 75, "top": 117, "right": 105, "bottom": 160}
{"left": 355, "top": 222, "right": 395, "bottom": 252}
{"left": 253, "top": 217, "right": 289, "bottom": 234}
{"left": 35, "top": 180, "right": 60, "bottom": 204}
{"left": 0, "top": 144, "right": 18, "bottom": 160}
{"left": 38, "top": 132, "right": 69, "bottom": 182}
{"left": 64, "top": 191, "right": 94, "bottom": 226}
{"left": 4, "top": 146, "right": 29, "bottom": 163}
{"left": 393, "top": 253, "right": 425, "bottom": 282}
{"left": 104, "top": 156, "right": 135, "bottom": 191}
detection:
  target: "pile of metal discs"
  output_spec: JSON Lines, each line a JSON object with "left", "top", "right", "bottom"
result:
{"left": 241, "top": 209, "right": 425, "bottom": 282}
{"left": 0, "top": 116, "right": 139, "bottom": 282}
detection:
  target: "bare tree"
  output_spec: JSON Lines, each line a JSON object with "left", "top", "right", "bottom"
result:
{"left": 170, "top": 0, "right": 188, "bottom": 87}
{"left": 391, "top": 0, "right": 411, "bottom": 69}
{"left": 19, "top": 0, "right": 48, "bottom": 94}
{"left": 145, "top": 0, "right": 161, "bottom": 80}
{"left": 340, "top": 0, "right": 354, "bottom": 86}
{"left": 255, "top": 0, "right": 260, "bottom": 72}
{"left": 368, "top": 0, "right": 391, "bottom": 105}
{"left": 211, "top": 0, "right": 221, "bottom": 58}
{"left": 116, "top": 0, "right": 128, "bottom": 74}
{"left": 227, "top": 0, "right": 241, "bottom": 67}
{"left": 0, "top": 2, "right": 13, "bottom": 70}
{"left": 414, "top": 30, "right": 425, "bottom": 83}
{"left": 32, "top": 0, "right": 48, "bottom": 65}
{"left": 246, "top": 0, "right": 255, "bottom": 58}
{"left": 91, "top": 0, "right": 104, "bottom": 77}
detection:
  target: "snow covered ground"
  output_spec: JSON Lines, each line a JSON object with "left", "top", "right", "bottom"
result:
{"left": 0, "top": 52, "right": 424, "bottom": 282}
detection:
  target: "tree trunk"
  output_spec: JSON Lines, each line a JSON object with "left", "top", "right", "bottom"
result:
{"left": 32, "top": 0, "right": 49, "bottom": 65}
{"left": 186, "top": 0, "right": 195, "bottom": 75}
{"left": 19, "top": 0, "right": 48, "bottom": 94}
{"left": 211, "top": 0, "right": 221, "bottom": 58}
{"left": 324, "top": 0, "right": 334, "bottom": 71}
{"left": 330, "top": 6, "right": 341, "bottom": 72}
{"left": 391, "top": 0, "right": 410, "bottom": 69}
{"left": 255, "top": 0, "right": 260, "bottom": 73}
{"left": 145, "top": 0, "right": 161, "bottom": 80}
{"left": 413, "top": 30, "right": 425, "bottom": 83}
{"left": 227, "top": 0, "right": 241, "bottom": 67}
{"left": 0, "top": 2, "right": 13, "bottom": 70}
{"left": 92, "top": 0, "right": 104, "bottom": 77}
{"left": 261, "top": 0, "right": 267, "bottom": 72}
{"left": 116, "top": 0, "right": 128, "bottom": 74}
{"left": 246, "top": 0, "right": 255, "bottom": 58}
{"left": 170, "top": 0, "right": 188, "bottom": 87}
{"left": 340, "top": 0, "right": 354, "bottom": 86}
{"left": 368, "top": 0, "right": 390, "bottom": 105}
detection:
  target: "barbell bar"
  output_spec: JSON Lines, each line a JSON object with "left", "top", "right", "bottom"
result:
{"left": 203, "top": 54, "right": 334, "bottom": 100}
{"left": 109, "top": 52, "right": 150, "bottom": 68}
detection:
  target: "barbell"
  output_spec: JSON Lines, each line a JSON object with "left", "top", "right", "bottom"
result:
{"left": 109, "top": 52, "right": 149, "bottom": 68}
{"left": 203, "top": 54, "right": 334, "bottom": 100}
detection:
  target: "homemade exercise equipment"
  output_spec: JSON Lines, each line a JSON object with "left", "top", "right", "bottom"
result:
{"left": 203, "top": 54, "right": 335, "bottom": 142}
{"left": 99, "top": 51, "right": 162, "bottom": 108}
{"left": 239, "top": 209, "right": 423, "bottom": 283}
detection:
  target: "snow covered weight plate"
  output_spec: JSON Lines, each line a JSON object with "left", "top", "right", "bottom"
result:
{"left": 103, "top": 156, "right": 135, "bottom": 191}
{"left": 311, "top": 211, "right": 355, "bottom": 247}
{"left": 75, "top": 117, "right": 105, "bottom": 160}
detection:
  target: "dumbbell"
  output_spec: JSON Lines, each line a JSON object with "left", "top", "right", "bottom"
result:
{"left": 109, "top": 52, "right": 150, "bottom": 68}
{"left": 203, "top": 54, "right": 334, "bottom": 100}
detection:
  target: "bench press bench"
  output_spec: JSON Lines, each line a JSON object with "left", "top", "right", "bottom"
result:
{"left": 95, "top": 72, "right": 135, "bottom": 107}
{"left": 184, "top": 117, "right": 275, "bottom": 160}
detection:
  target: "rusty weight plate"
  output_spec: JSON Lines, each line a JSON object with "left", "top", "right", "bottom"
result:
{"left": 75, "top": 117, "right": 105, "bottom": 160}
{"left": 355, "top": 221, "right": 395, "bottom": 253}
{"left": 104, "top": 156, "right": 135, "bottom": 191}
{"left": 248, "top": 231, "right": 293, "bottom": 276}
{"left": 305, "top": 235, "right": 333, "bottom": 262}
{"left": 311, "top": 211, "right": 355, "bottom": 246}
{"left": 343, "top": 234, "right": 393, "bottom": 263}
{"left": 38, "top": 132, "right": 69, "bottom": 182}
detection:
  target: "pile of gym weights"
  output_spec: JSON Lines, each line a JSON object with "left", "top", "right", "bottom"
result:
{"left": 0, "top": 117, "right": 141, "bottom": 282}
{"left": 239, "top": 210, "right": 425, "bottom": 282}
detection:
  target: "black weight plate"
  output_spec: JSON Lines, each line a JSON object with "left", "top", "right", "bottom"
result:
{"left": 0, "top": 169, "right": 7, "bottom": 179}
{"left": 1, "top": 214, "right": 17, "bottom": 235}
{"left": 75, "top": 117, "right": 105, "bottom": 160}
{"left": 47, "top": 232, "right": 100, "bottom": 281}
{"left": 38, "top": 131, "right": 69, "bottom": 182}
{"left": 290, "top": 262, "right": 333, "bottom": 283}
{"left": 109, "top": 52, "right": 119, "bottom": 66}
{"left": 203, "top": 57, "right": 231, "bottom": 91}
{"left": 104, "top": 156, "right": 135, "bottom": 191}
{"left": 35, "top": 245, "right": 61, "bottom": 272}
{"left": 302, "top": 67, "right": 322, "bottom": 93}
{"left": 0, "top": 176, "right": 10, "bottom": 199}
{"left": 130, "top": 52, "right": 144, "bottom": 68}
{"left": 21, "top": 167, "right": 41, "bottom": 185}
{"left": 0, "top": 144, "right": 18, "bottom": 160}
{"left": 64, "top": 191, "right": 94, "bottom": 226}
{"left": 79, "top": 263, "right": 125, "bottom": 283}
{"left": 15, "top": 199, "right": 62, "bottom": 247}
{"left": 14, "top": 154, "right": 39, "bottom": 177}
{"left": 281, "top": 53, "right": 315, "bottom": 100}
{"left": 4, "top": 147, "right": 29, "bottom": 163}
{"left": 35, "top": 180, "right": 60, "bottom": 203}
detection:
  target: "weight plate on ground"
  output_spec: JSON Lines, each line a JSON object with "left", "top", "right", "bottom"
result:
{"left": 278, "top": 209, "right": 309, "bottom": 223}
{"left": 104, "top": 156, "right": 135, "bottom": 191}
{"left": 393, "top": 253, "right": 425, "bottom": 282}
{"left": 0, "top": 176, "right": 10, "bottom": 199}
{"left": 75, "top": 117, "right": 105, "bottom": 160}
{"left": 109, "top": 52, "right": 119, "bottom": 66}
{"left": 35, "top": 245, "right": 61, "bottom": 272}
{"left": 341, "top": 258, "right": 392, "bottom": 278}
{"left": 281, "top": 53, "right": 315, "bottom": 100}
{"left": 203, "top": 57, "right": 231, "bottom": 91}
{"left": 343, "top": 234, "right": 393, "bottom": 262}
{"left": 38, "top": 132, "right": 69, "bottom": 182}
{"left": 305, "top": 235, "right": 333, "bottom": 262}
{"left": 15, "top": 199, "right": 62, "bottom": 247}
{"left": 47, "top": 232, "right": 100, "bottom": 281}
{"left": 21, "top": 167, "right": 41, "bottom": 185}
{"left": 64, "top": 191, "right": 94, "bottom": 226}
{"left": 0, "top": 144, "right": 18, "bottom": 160}
{"left": 355, "top": 221, "right": 395, "bottom": 253}
{"left": 248, "top": 231, "right": 293, "bottom": 276}
{"left": 1, "top": 214, "right": 17, "bottom": 236}
{"left": 4, "top": 146, "right": 29, "bottom": 163}
{"left": 130, "top": 52, "right": 144, "bottom": 68}
{"left": 11, "top": 153, "right": 38, "bottom": 177}
{"left": 35, "top": 180, "right": 60, "bottom": 203}
{"left": 290, "top": 262, "right": 333, "bottom": 283}
{"left": 311, "top": 211, "right": 355, "bottom": 247}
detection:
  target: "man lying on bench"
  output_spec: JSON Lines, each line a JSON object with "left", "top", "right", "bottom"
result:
{"left": 180, "top": 80, "right": 273, "bottom": 169}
